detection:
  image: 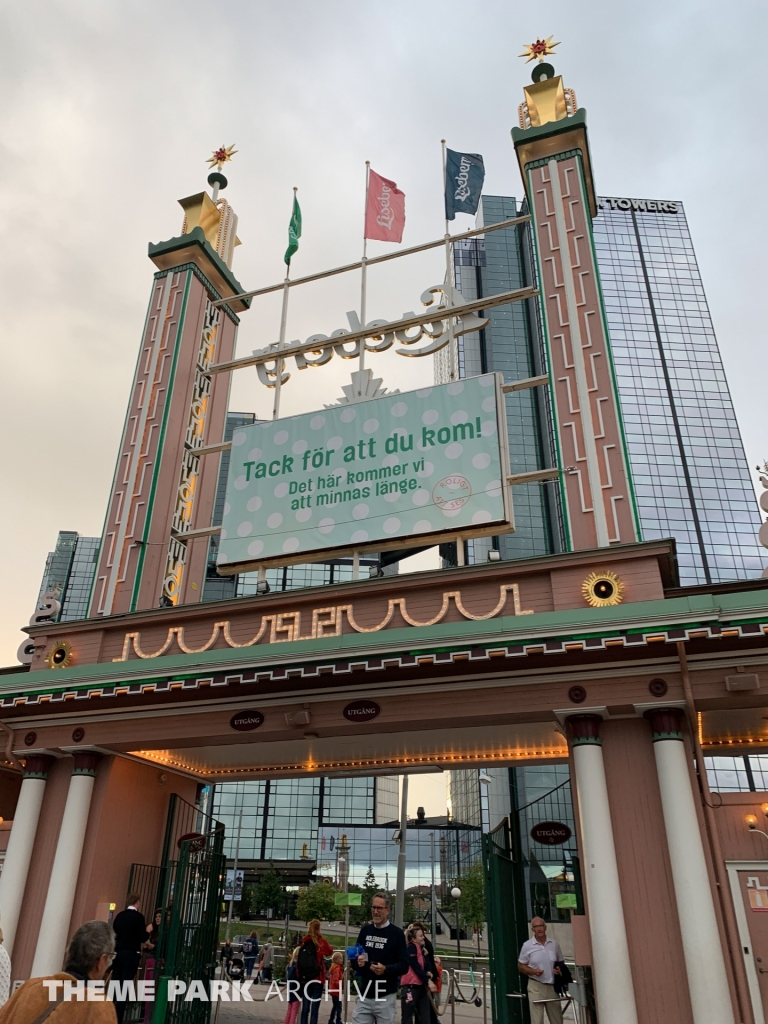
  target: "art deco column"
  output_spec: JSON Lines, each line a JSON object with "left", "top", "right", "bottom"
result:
{"left": 30, "top": 752, "right": 100, "bottom": 977}
{"left": 566, "top": 715, "right": 639, "bottom": 1024}
{"left": 0, "top": 754, "right": 54, "bottom": 954}
{"left": 645, "top": 708, "right": 735, "bottom": 1024}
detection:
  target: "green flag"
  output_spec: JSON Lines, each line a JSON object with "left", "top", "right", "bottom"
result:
{"left": 285, "top": 193, "right": 302, "bottom": 265}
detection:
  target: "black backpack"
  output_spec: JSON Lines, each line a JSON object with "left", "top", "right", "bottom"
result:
{"left": 242, "top": 939, "right": 254, "bottom": 956}
{"left": 297, "top": 940, "right": 320, "bottom": 983}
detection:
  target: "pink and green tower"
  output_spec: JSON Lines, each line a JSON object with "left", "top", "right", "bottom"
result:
{"left": 512, "top": 42, "right": 641, "bottom": 552}
{"left": 88, "top": 149, "right": 250, "bottom": 616}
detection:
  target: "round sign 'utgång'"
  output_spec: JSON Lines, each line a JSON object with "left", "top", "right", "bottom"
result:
{"left": 343, "top": 699, "right": 381, "bottom": 723}
{"left": 530, "top": 821, "right": 572, "bottom": 846}
{"left": 230, "top": 710, "right": 265, "bottom": 732}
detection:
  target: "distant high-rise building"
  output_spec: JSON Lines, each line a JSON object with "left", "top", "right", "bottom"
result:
{"left": 440, "top": 194, "right": 763, "bottom": 584}
{"left": 594, "top": 197, "right": 763, "bottom": 583}
{"left": 437, "top": 196, "right": 560, "bottom": 565}
{"left": 35, "top": 531, "right": 100, "bottom": 622}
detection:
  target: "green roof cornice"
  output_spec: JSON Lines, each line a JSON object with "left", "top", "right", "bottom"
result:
{"left": 148, "top": 227, "right": 250, "bottom": 312}
{"left": 1, "top": 588, "right": 767, "bottom": 704}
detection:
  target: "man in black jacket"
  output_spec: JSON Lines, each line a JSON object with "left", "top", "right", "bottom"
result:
{"left": 111, "top": 893, "right": 148, "bottom": 1023}
{"left": 350, "top": 893, "right": 408, "bottom": 1024}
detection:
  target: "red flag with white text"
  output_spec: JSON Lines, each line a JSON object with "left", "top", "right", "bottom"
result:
{"left": 364, "top": 169, "right": 405, "bottom": 243}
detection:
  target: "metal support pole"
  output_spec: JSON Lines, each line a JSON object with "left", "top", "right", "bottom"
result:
{"left": 352, "top": 550, "right": 360, "bottom": 580}
{"left": 359, "top": 161, "right": 370, "bottom": 377}
{"left": 225, "top": 806, "right": 243, "bottom": 941}
{"left": 430, "top": 832, "right": 437, "bottom": 941}
{"left": 455, "top": 829, "right": 461, "bottom": 962}
{"left": 394, "top": 776, "right": 409, "bottom": 928}
{"left": 272, "top": 275, "right": 290, "bottom": 421}
{"left": 441, "top": 140, "right": 458, "bottom": 382}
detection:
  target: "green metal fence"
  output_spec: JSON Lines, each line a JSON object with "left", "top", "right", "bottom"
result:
{"left": 482, "top": 817, "right": 530, "bottom": 1024}
{"left": 126, "top": 794, "right": 225, "bottom": 1024}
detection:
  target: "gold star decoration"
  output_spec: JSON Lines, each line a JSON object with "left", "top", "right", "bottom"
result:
{"left": 519, "top": 36, "right": 560, "bottom": 63}
{"left": 206, "top": 144, "right": 238, "bottom": 171}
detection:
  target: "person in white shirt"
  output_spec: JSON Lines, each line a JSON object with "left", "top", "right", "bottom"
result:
{"left": 517, "top": 918, "right": 564, "bottom": 1024}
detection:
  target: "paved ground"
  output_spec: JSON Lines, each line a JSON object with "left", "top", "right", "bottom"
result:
{"left": 213, "top": 973, "right": 580, "bottom": 1024}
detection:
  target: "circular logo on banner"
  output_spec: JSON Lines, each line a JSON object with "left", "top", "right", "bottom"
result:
{"left": 178, "top": 832, "right": 207, "bottom": 853}
{"left": 343, "top": 699, "right": 381, "bottom": 723}
{"left": 530, "top": 821, "right": 572, "bottom": 846}
{"left": 230, "top": 710, "right": 265, "bottom": 732}
{"left": 432, "top": 475, "right": 472, "bottom": 511}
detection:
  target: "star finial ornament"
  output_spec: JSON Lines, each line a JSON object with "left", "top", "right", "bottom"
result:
{"left": 519, "top": 37, "right": 560, "bottom": 63}
{"left": 206, "top": 144, "right": 238, "bottom": 171}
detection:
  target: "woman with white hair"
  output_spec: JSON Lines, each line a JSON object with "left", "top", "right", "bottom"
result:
{"left": 0, "top": 920, "right": 117, "bottom": 1024}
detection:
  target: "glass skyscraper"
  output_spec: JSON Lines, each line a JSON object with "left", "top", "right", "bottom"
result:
{"left": 441, "top": 195, "right": 763, "bottom": 584}
{"left": 36, "top": 531, "right": 100, "bottom": 622}
{"left": 594, "top": 197, "right": 762, "bottom": 583}
{"left": 437, "top": 196, "right": 561, "bottom": 564}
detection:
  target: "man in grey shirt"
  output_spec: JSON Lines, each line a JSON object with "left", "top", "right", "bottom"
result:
{"left": 517, "top": 918, "right": 564, "bottom": 1024}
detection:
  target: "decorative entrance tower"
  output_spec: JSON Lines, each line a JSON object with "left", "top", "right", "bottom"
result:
{"left": 512, "top": 47, "right": 640, "bottom": 551}
{"left": 89, "top": 155, "right": 250, "bottom": 617}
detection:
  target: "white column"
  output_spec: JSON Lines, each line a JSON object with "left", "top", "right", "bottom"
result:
{"left": 31, "top": 755, "right": 99, "bottom": 977}
{"left": 0, "top": 757, "right": 53, "bottom": 954}
{"left": 568, "top": 715, "right": 639, "bottom": 1024}
{"left": 647, "top": 709, "right": 735, "bottom": 1024}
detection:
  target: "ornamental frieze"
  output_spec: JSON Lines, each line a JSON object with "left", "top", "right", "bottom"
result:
{"left": 113, "top": 583, "right": 534, "bottom": 661}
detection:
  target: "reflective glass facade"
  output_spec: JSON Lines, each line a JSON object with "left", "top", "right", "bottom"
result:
{"left": 705, "top": 755, "right": 768, "bottom": 793}
{"left": 593, "top": 199, "right": 763, "bottom": 584}
{"left": 211, "top": 776, "right": 397, "bottom": 862}
{"left": 36, "top": 531, "right": 100, "bottom": 622}
{"left": 317, "top": 824, "right": 450, "bottom": 891}
{"left": 439, "top": 197, "right": 561, "bottom": 563}
{"left": 440, "top": 195, "right": 762, "bottom": 583}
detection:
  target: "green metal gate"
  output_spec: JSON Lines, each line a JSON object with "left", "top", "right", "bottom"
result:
{"left": 153, "top": 823, "right": 225, "bottom": 1024}
{"left": 128, "top": 794, "right": 225, "bottom": 1024}
{"left": 482, "top": 816, "right": 530, "bottom": 1024}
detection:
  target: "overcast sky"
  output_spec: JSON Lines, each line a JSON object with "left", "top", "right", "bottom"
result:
{"left": 1, "top": 0, "right": 766, "bottom": 807}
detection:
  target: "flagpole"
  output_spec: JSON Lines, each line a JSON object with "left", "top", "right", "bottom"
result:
{"left": 272, "top": 272, "right": 290, "bottom": 420}
{"left": 359, "top": 161, "right": 370, "bottom": 382}
{"left": 273, "top": 187, "right": 297, "bottom": 421}
{"left": 441, "top": 140, "right": 458, "bottom": 382}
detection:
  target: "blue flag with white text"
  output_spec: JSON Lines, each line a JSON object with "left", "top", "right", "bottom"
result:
{"left": 445, "top": 149, "right": 485, "bottom": 220}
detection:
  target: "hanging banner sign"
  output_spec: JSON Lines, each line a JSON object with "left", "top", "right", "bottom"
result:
{"left": 217, "top": 374, "right": 512, "bottom": 572}
{"left": 225, "top": 869, "right": 244, "bottom": 901}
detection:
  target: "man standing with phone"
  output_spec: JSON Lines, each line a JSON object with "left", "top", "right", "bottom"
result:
{"left": 350, "top": 893, "right": 408, "bottom": 1024}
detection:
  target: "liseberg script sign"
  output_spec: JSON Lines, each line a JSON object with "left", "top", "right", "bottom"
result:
{"left": 217, "top": 373, "right": 512, "bottom": 571}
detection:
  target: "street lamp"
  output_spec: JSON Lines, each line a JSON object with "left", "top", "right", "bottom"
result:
{"left": 746, "top": 805, "right": 768, "bottom": 840}
{"left": 451, "top": 886, "right": 462, "bottom": 965}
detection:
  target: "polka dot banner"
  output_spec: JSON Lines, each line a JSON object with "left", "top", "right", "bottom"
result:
{"left": 218, "top": 374, "right": 510, "bottom": 567}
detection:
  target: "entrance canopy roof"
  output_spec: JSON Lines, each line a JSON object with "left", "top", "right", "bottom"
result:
{"left": 3, "top": 540, "right": 768, "bottom": 779}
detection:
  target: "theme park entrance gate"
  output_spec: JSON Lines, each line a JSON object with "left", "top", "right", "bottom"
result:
{"left": 127, "top": 794, "right": 226, "bottom": 1024}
